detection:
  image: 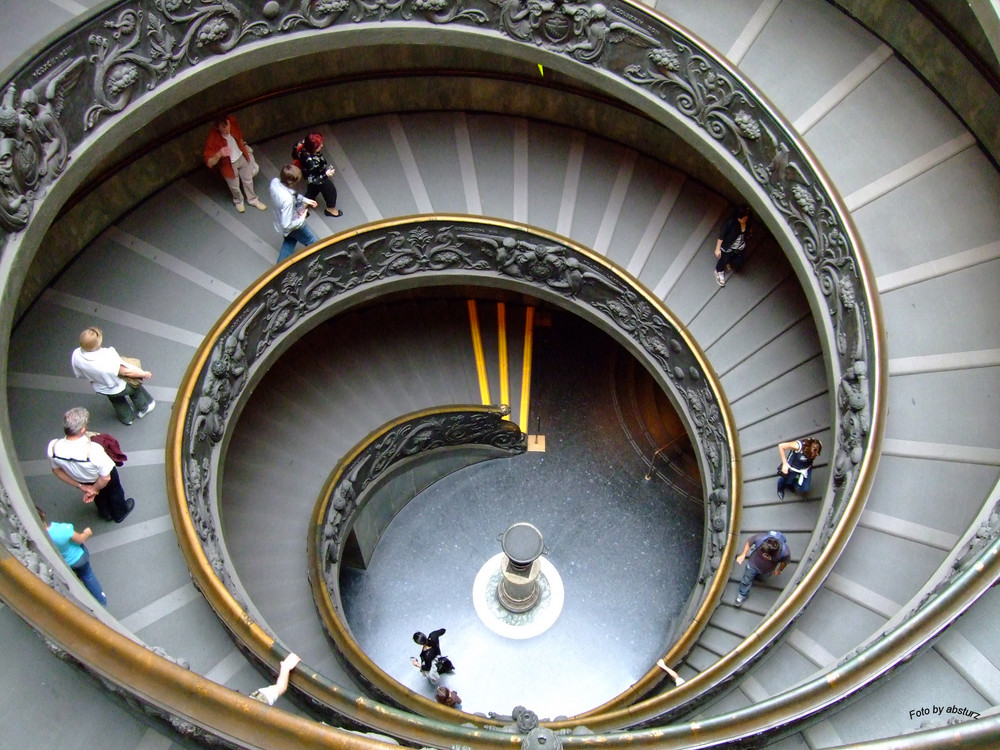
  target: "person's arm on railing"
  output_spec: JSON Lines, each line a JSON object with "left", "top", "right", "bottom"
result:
{"left": 735, "top": 539, "right": 751, "bottom": 564}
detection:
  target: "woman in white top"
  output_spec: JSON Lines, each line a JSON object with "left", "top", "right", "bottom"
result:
{"left": 71, "top": 326, "right": 155, "bottom": 426}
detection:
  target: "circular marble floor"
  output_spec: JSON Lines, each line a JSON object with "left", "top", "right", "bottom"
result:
{"left": 340, "top": 314, "right": 704, "bottom": 718}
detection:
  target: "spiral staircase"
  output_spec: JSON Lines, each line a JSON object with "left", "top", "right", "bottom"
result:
{"left": 2, "top": 1, "right": 1000, "bottom": 748}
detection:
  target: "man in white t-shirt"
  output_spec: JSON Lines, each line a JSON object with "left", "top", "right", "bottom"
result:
{"left": 48, "top": 407, "right": 135, "bottom": 523}
{"left": 71, "top": 326, "right": 156, "bottom": 426}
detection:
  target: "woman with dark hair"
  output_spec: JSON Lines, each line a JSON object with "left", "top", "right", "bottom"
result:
{"left": 714, "top": 204, "right": 751, "bottom": 287}
{"left": 776, "top": 437, "right": 823, "bottom": 499}
{"left": 298, "top": 133, "right": 342, "bottom": 218}
{"left": 411, "top": 628, "right": 453, "bottom": 684}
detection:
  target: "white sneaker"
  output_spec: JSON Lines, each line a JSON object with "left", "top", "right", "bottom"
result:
{"left": 715, "top": 271, "right": 726, "bottom": 287}
{"left": 137, "top": 400, "right": 156, "bottom": 419}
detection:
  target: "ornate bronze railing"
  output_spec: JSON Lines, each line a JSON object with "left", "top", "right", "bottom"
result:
{"left": 9, "top": 0, "right": 985, "bottom": 744}
{"left": 167, "top": 216, "right": 739, "bottom": 733}
{"left": 308, "top": 405, "right": 526, "bottom": 710}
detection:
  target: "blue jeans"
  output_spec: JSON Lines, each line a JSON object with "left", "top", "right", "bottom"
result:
{"left": 277, "top": 224, "right": 318, "bottom": 263}
{"left": 777, "top": 468, "right": 812, "bottom": 496}
{"left": 71, "top": 547, "right": 107, "bottom": 606}
{"left": 738, "top": 563, "right": 764, "bottom": 599}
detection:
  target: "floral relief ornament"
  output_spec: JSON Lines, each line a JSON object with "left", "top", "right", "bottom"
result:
{"left": 85, "top": 3, "right": 269, "bottom": 130}
{"left": 0, "top": 57, "right": 84, "bottom": 232}
{"left": 494, "top": 0, "right": 657, "bottom": 63}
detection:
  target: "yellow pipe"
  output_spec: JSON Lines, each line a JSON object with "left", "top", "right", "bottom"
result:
{"left": 518, "top": 306, "right": 535, "bottom": 430}
{"left": 497, "top": 302, "right": 510, "bottom": 418}
{"left": 467, "top": 299, "right": 491, "bottom": 405}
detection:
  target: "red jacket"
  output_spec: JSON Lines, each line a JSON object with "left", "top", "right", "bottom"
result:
{"left": 204, "top": 116, "right": 251, "bottom": 180}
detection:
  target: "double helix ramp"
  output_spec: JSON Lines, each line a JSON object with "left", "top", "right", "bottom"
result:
{"left": 3, "top": 0, "right": 1000, "bottom": 746}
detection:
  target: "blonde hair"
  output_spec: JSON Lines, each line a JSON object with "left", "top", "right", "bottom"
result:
{"left": 79, "top": 327, "right": 103, "bottom": 351}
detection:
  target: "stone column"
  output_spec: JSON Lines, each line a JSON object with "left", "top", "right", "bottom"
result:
{"left": 498, "top": 523, "right": 544, "bottom": 613}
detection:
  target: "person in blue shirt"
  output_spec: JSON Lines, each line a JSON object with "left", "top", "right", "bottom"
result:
{"left": 37, "top": 507, "right": 106, "bottom": 606}
{"left": 734, "top": 531, "right": 790, "bottom": 607}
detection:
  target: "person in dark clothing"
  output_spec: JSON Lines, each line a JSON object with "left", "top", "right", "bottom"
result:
{"left": 734, "top": 531, "right": 790, "bottom": 607}
{"left": 776, "top": 437, "right": 823, "bottom": 499}
{"left": 411, "top": 628, "right": 452, "bottom": 684}
{"left": 296, "top": 133, "right": 342, "bottom": 218}
{"left": 714, "top": 205, "right": 751, "bottom": 286}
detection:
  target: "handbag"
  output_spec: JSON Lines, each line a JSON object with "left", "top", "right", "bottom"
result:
{"left": 248, "top": 146, "right": 260, "bottom": 176}
{"left": 121, "top": 356, "right": 143, "bottom": 387}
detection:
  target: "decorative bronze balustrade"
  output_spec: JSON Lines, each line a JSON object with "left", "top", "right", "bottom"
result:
{"left": 0, "top": 0, "right": 945, "bottom": 745}
{"left": 308, "top": 405, "right": 526, "bottom": 704}
{"left": 0, "top": 0, "right": 877, "bottom": 581}
{"left": 170, "top": 216, "right": 739, "bottom": 725}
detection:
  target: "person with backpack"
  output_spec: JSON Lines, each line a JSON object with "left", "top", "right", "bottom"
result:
{"left": 293, "top": 133, "right": 342, "bottom": 218}
{"left": 734, "top": 530, "right": 789, "bottom": 607}
{"left": 776, "top": 437, "right": 822, "bottom": 499}
{"left": 47, "top": 407, "right": 135, "bottom": 523}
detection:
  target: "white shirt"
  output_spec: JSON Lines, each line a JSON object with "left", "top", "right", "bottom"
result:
{"left": 71, "top": 346, "right": 127, "bottom": 395}
{"left": 223, "top": 132, "right": 243, "bottom": 166}
{"left": 270, "top": 178, "right": 305, "bottom": 237}
{"left": 48, "top": 436, "right": 115, "bottom": 483}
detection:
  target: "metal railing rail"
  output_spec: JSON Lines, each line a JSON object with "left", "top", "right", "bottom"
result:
{"left": 164, "top": 216, "right": 740, "bottom": 740}
{"left": 308, "top": 404, "right": 526, "bottom": 718}
{"left": 0, "top": 0, "right": 948, "bottom": 743}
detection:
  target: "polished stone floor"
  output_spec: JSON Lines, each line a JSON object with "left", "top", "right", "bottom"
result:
{"left": 340, "top": 314, "right": 704, "bottom": 719}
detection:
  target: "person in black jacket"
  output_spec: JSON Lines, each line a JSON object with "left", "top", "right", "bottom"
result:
{"left": 714, "top": 205, "right": 751, "bottom": 286}
{"left": 295, "top": 133, "right": 342, "bottom": 218}
{"left": 411, "top": 628, "right": 453, "bottom": 684}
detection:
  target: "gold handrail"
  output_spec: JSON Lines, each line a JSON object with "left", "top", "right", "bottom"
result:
{"left": 164, "top": 215, "right": 742, "bottom": 741}
{"left": 0, "top": 549, "right": 397, "bottom": 750}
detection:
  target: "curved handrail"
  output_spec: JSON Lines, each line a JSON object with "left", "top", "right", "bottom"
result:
{"left": 308, "top": 404, "right": 526, "bottom": 717}
{"left": 166, "top": 215, "right": 739, "bottom": 735}
{"left": 0, "top": 548, "right": 400, "bottom": 750}
{"left": 0, "top": 0, "right": 944, "bottom": 743}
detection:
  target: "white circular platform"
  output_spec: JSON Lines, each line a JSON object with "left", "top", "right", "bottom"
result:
{"left": 472, "top": 553, "right": 564, "bottom": 639}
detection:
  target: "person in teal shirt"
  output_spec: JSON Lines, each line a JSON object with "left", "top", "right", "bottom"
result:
{"left": 37, "top": 507, "right": 107, "bottom": 606}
